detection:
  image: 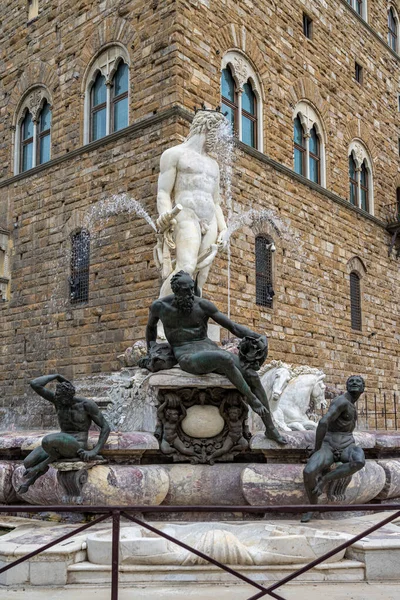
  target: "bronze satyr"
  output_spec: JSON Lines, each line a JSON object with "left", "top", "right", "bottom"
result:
{"left": 301, "top": 375, "right": 366, "bottom": 522}
{"left": 17, "top": 374, "right": 111, "bottom": 494}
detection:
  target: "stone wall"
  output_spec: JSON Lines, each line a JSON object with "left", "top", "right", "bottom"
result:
{"left": 1, "top": 0, "right": 400, "bottom": 423}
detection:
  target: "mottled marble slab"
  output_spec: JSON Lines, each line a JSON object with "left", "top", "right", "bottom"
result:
{"left": 0, "top": 431, "right": 159, "bottom": 455}
{"left": 146, "top": 368, "right": 234, "bottom": 389}
{"left": 250, "top": 430, "right": 377, "bottom": 452}
{"left": 241, "top": 460, "right": 386, "bottom": 507}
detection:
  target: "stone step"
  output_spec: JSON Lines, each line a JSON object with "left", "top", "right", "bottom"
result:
{"left": 67, "top": 560, "right": 365, "bottom": 585}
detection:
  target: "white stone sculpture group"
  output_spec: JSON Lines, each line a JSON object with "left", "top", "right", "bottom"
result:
{"left": 260, "top": 360, "right": 327, "bottom": 431}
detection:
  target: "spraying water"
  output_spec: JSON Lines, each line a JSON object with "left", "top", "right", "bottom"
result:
{"left": 214, "top": 117, "right": 236, "bottom": 316}
{"left": 83, "top": 194, "right": 157, "bottom": 232}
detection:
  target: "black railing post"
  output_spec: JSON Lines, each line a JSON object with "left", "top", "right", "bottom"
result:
{"left": 111, "top": 510, "right": 120, "bottom": 600}
{"left": 384, "top": 393, "right": 388, "bottom": 430}
{"left": 364, "top": 393, "right": 368, "bottom": 429}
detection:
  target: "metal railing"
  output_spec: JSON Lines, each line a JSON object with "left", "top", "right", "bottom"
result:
{"left": 358, "top": 392, "right": 399, "bottom": 430}
{"left": 316, "top": 392, "right": 400, "bottom": 431}
{"left": 0, "top": 503, "right": 399, "bottom": 599}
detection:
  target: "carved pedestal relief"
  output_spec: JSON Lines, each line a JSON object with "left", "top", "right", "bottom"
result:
{"left": 155, "top": 387, "right": 251, "bottom": 464}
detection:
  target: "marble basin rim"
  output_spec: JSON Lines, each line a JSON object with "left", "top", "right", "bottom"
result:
{"left": 85, "top": 521, "right": 352, "bottom": 566}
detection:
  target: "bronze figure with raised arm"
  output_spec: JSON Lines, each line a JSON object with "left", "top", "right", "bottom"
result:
{"left": 301, "top": 375, "right": 366, "bottom": 522}
{"left": 144, "top": 270, "right": 287, "bottom": 444}
{"left": 17, "top": 373, "right": 111, "bottom": 494}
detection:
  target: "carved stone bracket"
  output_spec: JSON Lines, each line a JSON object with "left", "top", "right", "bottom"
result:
{"left": 28, "top": 89, "right": 45, "bottom": 121}
{"left": 54, "top": 458, "right": 106, "bottom": 504}
{"left": 231, "top": 56, "right": 249, "bottom": 89}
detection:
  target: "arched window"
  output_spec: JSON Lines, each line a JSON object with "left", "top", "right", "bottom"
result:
{"left": 294, "top": 116, "right": 306, "bottom": 176}
{"left": 350, "top": 271, "right": 362, "bottom": 331}
{"left": 355, "top": 0, "right": 363, "bottom": 15}
{"left": 84, "top": 47, "right": 130, "bottom": 144}
{"left": 348, "top": 141, "right": 373, "bottom": 214}
{"left": 21, "top": 111, "right": 34, "bottom": 172}
{"left": 15, "top": 88, "right": 52, "bottom": 174}
{"left": 242, "top": 82, "right": 257, "bottom": 148}
{"left": 255, "top": 236, "right": 274, "bottom": 308}
{"left": 38, "top": 101, "right": 51, "bottom": 164}
{"left": 292, "top": 101, "right": 326, "bottom": 186}
{"left": 309, "top": 125, "right": 320, "bottom": 183}
{"left": 349, "top": 155, "right": 358, "bottom": 206}
{"left": 70, "top": 230, "right": 90, "bottom": 305}
{"left": 221, "top": 51, "right": 263, "bottom": 152}
{"left": 221, "top": 66, "right": 238, "bottom": 133}
{"left": 112, "top": 61, "right": 129, "bottom": 132}
{"left": 91, "top": 73, "right": 107, "bottom": 142}
{"left": 389, "top": 7, "right": 398, "bottom": 52}
{"left": 360, "top": 160, "right": 369, "bottom": 212}
{"left": 346, "top": 0, "right": 366, "bottom": 20}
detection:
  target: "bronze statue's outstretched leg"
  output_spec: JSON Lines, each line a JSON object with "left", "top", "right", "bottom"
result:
{"left": 301, "top": 446, "right": 334, "bottom": 522}
{"left": 317, "top": 446, "right": 365, "bottom": 492}
{"left": 18, "top": 433, "right": 83, "bottom": 494}
{"left": 241, "top": 367, "right": 287, "bottom": 444}
{"left": 179, "top": 351, "right": 263, "bottom": 413}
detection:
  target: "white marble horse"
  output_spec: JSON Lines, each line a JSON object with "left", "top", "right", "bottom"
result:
{"left": 273, "top": 367, "right": 327, "bottom": 432}
{"left": 251, "top": 361, "right": 292, "bottom": 431}
{"left": 260, "top": 360, "right": 292, "bottom": 405}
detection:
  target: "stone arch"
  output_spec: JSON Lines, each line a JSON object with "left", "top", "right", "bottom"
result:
{"left": 252, "top": 219, "right": 281, "bottom": 242}
{"left": 216, "top": 23, "right": 270, "bottom": 86}
{"left": 78, "top": 15, "right": 137, "bottom": 76}
{"left": 8, "top": 61, "right": 58, "bottom": 118}
{"left": 288, "top": 77, "right": 329, "bottom": 124}
{"left": 344, "top": 119, "right": 378, "bottom": 165}
{"left": 347, "top": 256, "right": 367, "bottom": 277}
{"left": 64, "top": 210, "right": 87, "bottom": 238}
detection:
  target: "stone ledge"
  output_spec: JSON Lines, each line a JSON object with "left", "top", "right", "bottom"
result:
{"left": 0, "top": 431, "right": 158, "bottom": 456}
{"left": 145, "top": 368, "right": 234, "bottom": 389}
{"left": 250, "top": 430, "right": 399, "bottom": 453}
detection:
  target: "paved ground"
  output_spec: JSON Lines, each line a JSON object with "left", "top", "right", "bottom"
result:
{"left": 2, "top": 583, "right": 400, "bottom": 599}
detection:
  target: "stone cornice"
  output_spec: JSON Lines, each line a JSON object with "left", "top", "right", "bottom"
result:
{"left": 0, "top": 227, "right": 10, "bottom": 236}
{"left": 237, "top": 141, "right": 386, "bottom": 229}
{"left": 0, "top": 106, "right": 189, "bottom": 189}
{"left": 339, "top": 0, "right": 400, "bottom": 63}
{"left": 0, "top": 105, "right": 386, "bottom": 229}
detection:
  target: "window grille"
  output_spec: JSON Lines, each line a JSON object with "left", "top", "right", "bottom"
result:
{"left": 255, "top": 236, "right": 274, "bottom": 308}
{"left": 350, "top": 271, "right": 362, "bottom": 331}
{"left": 70, "top": 231, "right": 90, "bottom": 304}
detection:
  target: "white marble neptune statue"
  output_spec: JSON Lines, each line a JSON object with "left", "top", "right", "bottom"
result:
{"left": 154, "top": 109, "right": 228, "bottom": 297}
